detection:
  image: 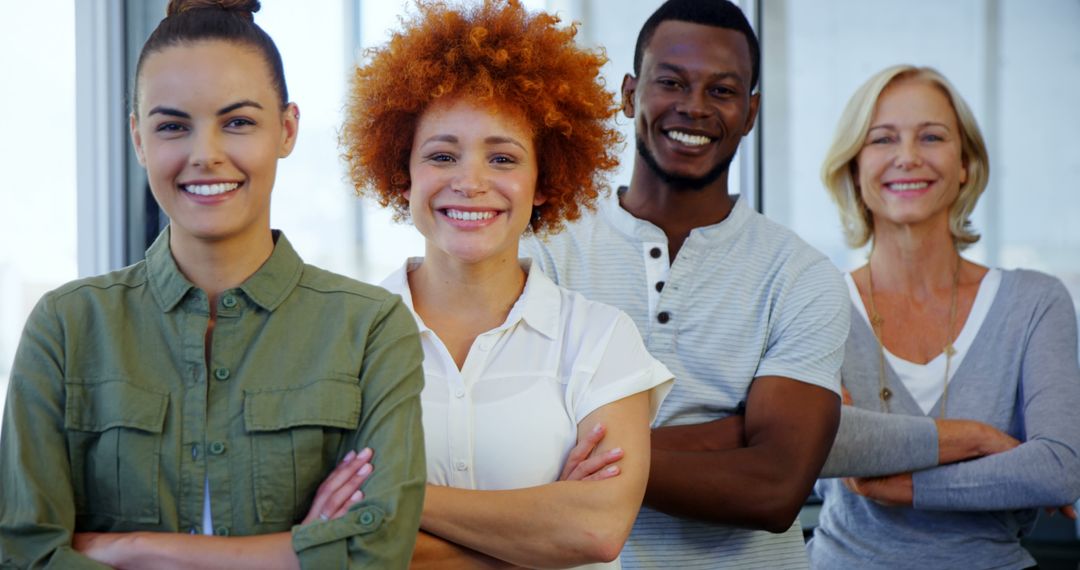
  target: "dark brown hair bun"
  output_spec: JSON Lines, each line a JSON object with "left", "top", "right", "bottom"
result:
{"left": 134, "top": 0, "right": 286, "bottom": 115}
{"left": 166, "top": 0, "right": 261, "bottom": 21}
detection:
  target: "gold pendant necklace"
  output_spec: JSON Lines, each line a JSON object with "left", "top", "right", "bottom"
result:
{"left": 865, "top": 253, "right": 960, "bottom": 417}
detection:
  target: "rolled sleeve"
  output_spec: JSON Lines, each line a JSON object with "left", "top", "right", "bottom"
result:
{"left": 292, "top": 296, "right": 426, "bottom": 569}
{"left": 0, "top": 296, "right": 110, "bottom": 569}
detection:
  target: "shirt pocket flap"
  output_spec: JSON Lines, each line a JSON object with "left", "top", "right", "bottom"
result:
{"left": 244, "top": 376, "right": 362, "bottom": 432}
{"left": 64, "top": 380, "right": 169, "bottom": 433}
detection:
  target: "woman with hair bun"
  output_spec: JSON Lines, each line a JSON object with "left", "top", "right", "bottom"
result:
{"left": 341, "top": 1, "right": 673, "bottom": 567}
{"left": 0, "top": 1, "right": 425, "bottom": 567}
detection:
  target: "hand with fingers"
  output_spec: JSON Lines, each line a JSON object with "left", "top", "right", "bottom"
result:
{"left": 843, "top": 472, "right": 913, "bottom": 507}
{"left": 1044, "top": 504, "right": 1078, "bottom": 520}
{"left": 303, "top": 447, "right": 375, "bottom": 525}
{"left": 559, "top": 423, "right": 624, "bottom": 482}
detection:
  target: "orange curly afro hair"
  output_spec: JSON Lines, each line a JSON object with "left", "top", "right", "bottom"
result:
{"left": 341, "top": 0, "right": 621, "bottom": 234}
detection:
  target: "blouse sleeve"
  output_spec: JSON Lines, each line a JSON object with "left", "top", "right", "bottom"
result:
{"left": 912, "top": 278, "right": 1080, "bottom": 511}
{"left": 569, "top": 310, "right": 673, "bottom": 425}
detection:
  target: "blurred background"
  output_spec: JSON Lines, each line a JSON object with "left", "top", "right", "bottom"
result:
{"left": 1, "top": 0, "right": 1078, "bottom": 562}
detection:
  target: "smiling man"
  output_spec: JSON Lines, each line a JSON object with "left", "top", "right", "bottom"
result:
{"left": 522, "top": 0, "right": 848, "bottom": 567}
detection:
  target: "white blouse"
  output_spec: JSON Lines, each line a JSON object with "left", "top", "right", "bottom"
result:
{"left": 383, "top": 258, "right": 673, "bottom": 492}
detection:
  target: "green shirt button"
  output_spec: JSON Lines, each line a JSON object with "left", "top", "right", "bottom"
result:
{"left": 222, "top": 295, "right": 238, "bottom": 309}
{"left": 215, "top": 526, "right": 230, "bottom": 536}
{"left": 214, "top": 367, "right": 231, "bottom": 381}
{"left": 359, "top": 511, "right": 375, "bottom": 525}
{"left": 209, "top": 441, "right": 226, "bottom": 455}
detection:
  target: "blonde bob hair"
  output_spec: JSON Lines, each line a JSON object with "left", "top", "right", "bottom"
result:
{"left": 821, "top": 65, "right": 989, "bottom": 250}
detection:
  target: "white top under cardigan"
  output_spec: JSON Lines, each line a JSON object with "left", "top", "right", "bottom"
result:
{"left": 844, "top": 268, "right": 1001, "bottom": 414}
{"left": 382, "top": 258, "right": 673, "bottom": 570}
{"left": 810, "top": 269, "right": 1080, "bottom": 569}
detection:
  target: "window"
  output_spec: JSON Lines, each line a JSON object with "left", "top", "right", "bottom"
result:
{"left": 761, "top": 0, "right": 1080, "bottom": 307}
{"left": 0, "top": 2, "right": 78, "bottom": 416}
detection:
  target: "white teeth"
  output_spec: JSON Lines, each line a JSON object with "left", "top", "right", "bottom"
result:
{"left": 445, "top": 209, "right": 496, "bottom": 221}
{"left": 887, "top": 182, "right": 929, "bottom": 192}
{"left": 667, "top": 130, "right": 712, "bottom": 146}
{"left": 184, "top": 182, "right": 239, "bottom": 196}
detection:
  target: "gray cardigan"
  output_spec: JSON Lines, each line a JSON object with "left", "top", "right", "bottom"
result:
{"left": 808, "top": 269, "right": 1080, "bottom": 570}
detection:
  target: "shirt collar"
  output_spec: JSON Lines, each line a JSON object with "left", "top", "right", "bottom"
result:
{"left": 512, "top": 258, "right": 560, "bottom": 340}
{"left": 601, "top": 186, "right": 752, "bottom": 243}
{"left": 382, "top": 257, "right": 560, "bottom": 341}
{"left": 146, "top": 227, "right": 304, "bottom": 313}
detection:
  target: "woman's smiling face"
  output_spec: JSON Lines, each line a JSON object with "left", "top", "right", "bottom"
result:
{"left": 130, "top": 39, "right": 298, "bottom": 247}
{"left": 855, "top": 77, "right": 967, "bottom": 231}
{"left": 406, "top": 99, "right": 543, "bottom": 266}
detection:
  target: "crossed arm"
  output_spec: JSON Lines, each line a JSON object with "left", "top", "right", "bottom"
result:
{"left": 72, "top": 450, "right": 376, "bottom": 569}
{"left": 644, "top": 375, "right": 840, "bottom": 533}
{"left": 0, "top": 295, "right": 426, "bottom": 569}
{"left": 414, "top": 391, "right": 651, "bottom": 568}
{"left": 655, "top": 385, "right": 1032, "bottom": 517}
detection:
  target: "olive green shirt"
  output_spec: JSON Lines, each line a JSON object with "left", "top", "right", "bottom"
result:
{"left": 0, "top": 229, "right": 426, "bottom": 569}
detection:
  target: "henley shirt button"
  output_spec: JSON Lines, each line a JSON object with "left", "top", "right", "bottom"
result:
{"left": 209, "top": 441, "right": 227, "bottom": 455}
{"left": 655, "top": 281, "right": 665, "bottom": 292}
{"left": 657, "top": 311, "right": 671, "bottom": 324}
{"left": 215, "top": 526, "right": 230, "bottom": 536}
{"left": 222, "top": 295, "right": 238, "bottom": 309}
{"left": 359, "top": 511, "right": 375, "bottom": 525}
{"left": 191, "top": 444, "right": 199, "bottom": 460}
{"left": 477, "top": 338, "right": 492, "bottom": 351}
{"left": 454, "top": 460, "right": 468, "bottom": 471}
{"left": 455, "top": 388, "right": 465, "bottom": 398}
{"left": 214, "top": 367, "right": 231, "bottom": 381}
{"left": 649, "top": 247, "right": 662, "bottom": 259}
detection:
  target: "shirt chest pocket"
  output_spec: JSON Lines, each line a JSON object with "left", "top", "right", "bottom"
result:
{"left": 64, "top": 380, "right": 168, "bottom": 523}
{"left": 244, "top": 376, "right": 362, "bottom": 524}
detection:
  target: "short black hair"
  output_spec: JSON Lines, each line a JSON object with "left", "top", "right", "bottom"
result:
{"left": 633, "top": 0, "right": 760, "bottom": 92}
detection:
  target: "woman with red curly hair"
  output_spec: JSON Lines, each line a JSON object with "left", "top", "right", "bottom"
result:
{"left": 342, "top": 1, "right": 673, "bottom": 567}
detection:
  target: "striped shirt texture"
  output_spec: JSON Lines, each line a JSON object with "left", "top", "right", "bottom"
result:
{"left": 522, "top": 193, "right": 849, "bottom": 569}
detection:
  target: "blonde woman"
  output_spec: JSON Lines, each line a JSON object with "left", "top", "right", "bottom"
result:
{"left": 808, "top": 64, "right": 1080, "bottom": 569}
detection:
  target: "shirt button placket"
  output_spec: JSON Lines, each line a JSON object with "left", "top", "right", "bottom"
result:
{"left": 447, "top": 365, "right": 471, "bottom": 488}
{"left": 644, "top": 242, "right": 670, "bottom": 320}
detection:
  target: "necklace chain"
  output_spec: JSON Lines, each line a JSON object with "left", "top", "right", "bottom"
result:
{"left": 865, "top": 253, "right": 961, "bottom": 417}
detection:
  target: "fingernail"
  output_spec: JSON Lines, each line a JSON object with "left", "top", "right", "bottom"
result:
{"left": 359, "top": 447, "right": 373, "bottom": 460}
{"left": 357, "top": 463, "right": 373, "bottom": 476}
{"left": 609, "top": 447, "right": 623, "bottom": 456}
{"left": 606, "top": 466, "right": 619, "bottom": 474}
{"left": 342, "top": 450, "right": 357, "bottom": 463}
{"left": 351, "top": 490, "right": 363, "bottom": 502}
{"left": 592, "top": 424, "right": 604, "bottom": 433}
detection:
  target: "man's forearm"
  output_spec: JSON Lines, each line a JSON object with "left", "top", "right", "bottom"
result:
{"left": 645, "top": 377, "right": 840, "bottom": 533}
{"left": 651, "top": 415, "right": 744, "bottom": 452}
{"left": 645, "top": 446, "right": 814, "bottom": 533}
